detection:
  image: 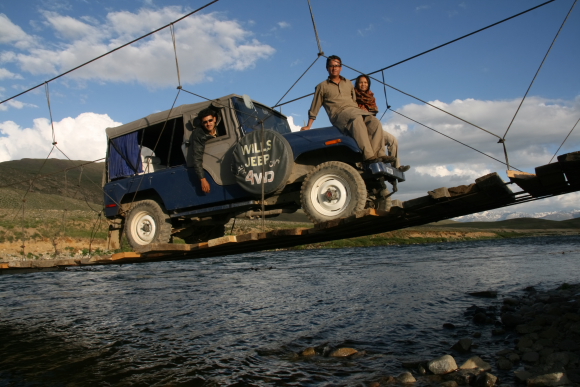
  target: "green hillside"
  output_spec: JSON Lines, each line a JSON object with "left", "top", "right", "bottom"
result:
{"left": 0, "top": 159, "right": 104, "bottom": 208}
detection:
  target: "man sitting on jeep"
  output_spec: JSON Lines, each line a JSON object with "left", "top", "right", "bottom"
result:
{"left": 300, "top": 55, "right": 394, "bottom": 164}
{"left": 192, "top": 108, "right": 219, "bottom": 194}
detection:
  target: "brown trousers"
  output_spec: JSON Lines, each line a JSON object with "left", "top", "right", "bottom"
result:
{"left": 382, "top": 130, "right": 400, "bottom": 168}
{"left": 346, "top": 115, "right": 387, "bottom": 161}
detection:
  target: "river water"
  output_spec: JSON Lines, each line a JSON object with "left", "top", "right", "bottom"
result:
{"left": 1, "top": 235, "right": 579, "bottom": 386}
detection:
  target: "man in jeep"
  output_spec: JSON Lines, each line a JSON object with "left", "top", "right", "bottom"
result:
{"left": 193, "top": 108, "right": 219, "bottom": 193}
{"left": 300, "top": 55, "right": 395, "bottom": 165}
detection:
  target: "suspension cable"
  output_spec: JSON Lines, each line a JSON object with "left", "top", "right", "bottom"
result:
{"left": 170, "top": 24, "right": 182, "bottom": 88}
{"left": 503, "top": 0, "right": 577, "bottom": 140}
{"left": 307, "top": 0, "right": 324, "bottom": 55}
{"left": 0, "top": 0, "right": 219, "bottom": 106}
{"left": 390, "top": 108, "right": 522, "bottom": 171}
{"left": 549, "top": 116, "right": 580, "bottom": 164}
{"left": 274, "top": 56, "right": 321, "bottom": 108}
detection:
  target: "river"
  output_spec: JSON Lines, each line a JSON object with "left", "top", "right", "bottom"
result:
{"left": 1, "top": 235, "right": 579, "bottom": 386}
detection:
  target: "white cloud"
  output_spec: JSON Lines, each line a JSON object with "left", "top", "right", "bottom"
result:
{"left": 277, "top": 21, "right": 290, "bottom": 29}
{"left": 0, "top": 113, "right": 121, "bottom": 162}
{"left": 287, "top": 115, "right": 301, "bottom": 132}
{"left": 0, "top": 13, "right": 36, "bottom": 49}
{"left": 0, "top": 68, "right": 23, "bottom": 80}
{"left": 3, "top": 8, "right": 275, "bottom": 87}
{"left": 382, "top": 96, "right": 580, "bottom": 208}
{"left": 0, "top": 99, "right": 37, "bottom": 111}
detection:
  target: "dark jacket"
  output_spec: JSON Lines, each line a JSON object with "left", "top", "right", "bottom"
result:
{"left": 191, "top": 127, "right": 216, "bottom": 180}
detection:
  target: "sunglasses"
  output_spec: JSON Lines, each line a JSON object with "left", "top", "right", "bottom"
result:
{"left": 202, "top": 118, "right": 215, "bottom": 124}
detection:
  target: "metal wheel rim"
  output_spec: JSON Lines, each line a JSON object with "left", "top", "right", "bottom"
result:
{"left": 309, "top": 173, "right": 351, "bottom": 217}
{"left": 131, "top": 210, "right": 156, "bottom": 245}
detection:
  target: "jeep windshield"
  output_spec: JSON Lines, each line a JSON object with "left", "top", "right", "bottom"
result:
{"left": 233, "top": 97, "right": 291, "bottom": 135}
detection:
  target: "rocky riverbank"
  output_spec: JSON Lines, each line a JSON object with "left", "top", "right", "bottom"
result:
{"left": 291, "top": 283, "right": 580, "bottom": 386}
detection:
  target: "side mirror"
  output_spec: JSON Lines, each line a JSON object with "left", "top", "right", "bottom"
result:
{"left": 242, "top": 94, "right": 255, "bottom": 110}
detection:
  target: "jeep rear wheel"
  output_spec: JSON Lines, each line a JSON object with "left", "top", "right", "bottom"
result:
{"left": 125, "top": 200, "right": 172, "bottom": 249}
{"left": 301, "top": 161, "right": 367, "bottom": 224}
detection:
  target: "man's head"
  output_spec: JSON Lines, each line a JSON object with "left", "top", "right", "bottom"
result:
{"left": 326, "top": 55, "right": 342, "bottom": 78}
{"left": 198, "top": 108, "right": 218, "bottom": 134}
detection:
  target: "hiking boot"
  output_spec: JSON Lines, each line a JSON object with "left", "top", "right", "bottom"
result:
{"left": 398, "top": 165, "right": 411, "bottom": 172}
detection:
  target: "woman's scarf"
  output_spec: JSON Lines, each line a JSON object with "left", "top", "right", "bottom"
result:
{"left": 355, "top": 88, "right": 379, "bottom": 115}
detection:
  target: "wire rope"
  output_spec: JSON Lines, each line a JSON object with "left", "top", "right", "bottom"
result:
{"left": 0, "top": 0, "right": 220, "bottom": 106}
{"left": 306, "top": 0, "right": 324, "bottom": 55}
{"left": 274, "top": 56, "right": 321, "bottom": 108}
{"left": 503, "top": 0, "right": 578, "bottom": 140}
{"left": 549, "top": 116, "right": 580, "bottom": 164}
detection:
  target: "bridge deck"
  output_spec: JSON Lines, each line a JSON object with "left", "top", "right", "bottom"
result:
{"left": 2, "top": 151, "right": 579, "bottom": 274}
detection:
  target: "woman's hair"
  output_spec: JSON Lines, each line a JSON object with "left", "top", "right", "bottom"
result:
{"left": 355, "top": 74, "right": 371, "bottom": 90}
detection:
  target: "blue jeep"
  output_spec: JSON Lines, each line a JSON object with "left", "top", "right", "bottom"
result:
{"left": 103, "top": 94, "right": 405, "bottom": 249}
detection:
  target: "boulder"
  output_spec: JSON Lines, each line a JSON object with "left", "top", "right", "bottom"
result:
{"left": 301, "top": 347, "right": 316, "bottom": 356}
{"left": 501, "top": 313, "right": 525, "bottom": 328}
{"left": 460, "top": 356, "right": 491, "bottom": 372}
{"left": 469, "top": 290, "right": 498, "bottom": 298}
{"left": 329, "top": 347, "right": 358, "bottom": 357}
{"left": 514, "top": 369, "right": 533, "bottom": 383}
{"left": 518, "top": 337, "right": 534, "bottom": 350}
{"left": 396, "top": 372, "right": 416, "bottom": 384}
{"left": 522, "top": 352, "right": 540, "bottom": 363}
{"left": 497, "top": 357, "right": 512, "bottom": 370}
{"left": 503, "top": 297, "right": 519, "bottom": 306}
{"left": 527, "top": 372, "right": 571, "bottom": 387}
{"left": 440, "top": 381, "right": 458, "bottom": 387}
{"left": 428, "top": 355, "right": 458, "bottom": 375}
{"left": 545, "top": 352, "right": 569, "bottom": 366}
{"left": 451, "top": 338, "right": 472, "bottom": 353}
{"left": 474, "top": 372, "right": 498, "bottom": 387}
{"left": 443, "top": 369, "right": 477, "bottom": 385}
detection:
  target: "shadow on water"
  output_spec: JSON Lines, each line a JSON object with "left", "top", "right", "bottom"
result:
{"left": 1, "top": 235, "right": 579, "bottom": 386}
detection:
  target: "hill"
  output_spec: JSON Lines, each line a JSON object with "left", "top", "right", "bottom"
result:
{"left": 0, "top": 158, "right": 104, "bottom": 209}
{"left": 432, "top": 217, "right": 580, "bottom": 230}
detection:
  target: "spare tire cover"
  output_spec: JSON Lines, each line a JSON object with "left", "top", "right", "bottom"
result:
{"left": 232, "top": 129, "right": 293, "bottom": 196}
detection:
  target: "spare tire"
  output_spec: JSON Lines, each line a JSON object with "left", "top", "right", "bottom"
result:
{"left": 232, "top": 129, "right": 293, "bottom": 196}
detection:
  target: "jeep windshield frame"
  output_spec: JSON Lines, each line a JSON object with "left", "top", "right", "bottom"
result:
{"left": 232, "top": 97, "right": 291, "bottom": 135}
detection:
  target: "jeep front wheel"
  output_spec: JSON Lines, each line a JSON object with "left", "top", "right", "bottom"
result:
{"left": 125, "top": 200, "right": 172, "bottom": 249}
{"left": 301, "top": 161, "right": 367, "bottom": 224}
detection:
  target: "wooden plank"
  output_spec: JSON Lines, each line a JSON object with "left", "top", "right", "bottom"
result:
{"left": 448, "top": 183, "right": 479, "bottom": 197}
{"left": 392, "top": 199, "right": 403, "bottom": 208}
{"left": 428, "top": 187, "right": 451, "bottom": 200}
{"left": 403, "top": 195, "right": 434, "bottom": 210}
{"left": 0, "top": 263, "right": 9, "bottom": 269}
{"left": 234, "top": 232, "right": 262, "bottom": 243}
{"left": 507, "top": 170, "right": 545, "bottom": 196}
{"left": 266, "top": 228, "right": 307, "bottom": 237}
{"left": 111, "top": 252, "right": 142, "bottom": 260}
{"left": 475, "top": 172, "right": 514, "bottom": 198}
{"left": 208, "top": 235, "right": 237, "bottom": 247}
{"left": 535, "top": 163, "right": 567, "bottom": 190}
{"left": 557, "top": 151, "right": 580, "bottom": 185}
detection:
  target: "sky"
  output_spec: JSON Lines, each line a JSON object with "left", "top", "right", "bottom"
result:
{"left": 0, "top": 0, "right": 579, "bottom": 215}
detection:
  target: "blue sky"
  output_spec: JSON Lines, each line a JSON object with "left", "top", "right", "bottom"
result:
{"left": 1, "top": 0, "right": 579, "bottom": 214}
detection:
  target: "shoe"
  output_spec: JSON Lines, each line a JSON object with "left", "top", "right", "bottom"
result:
{"left": 398, "top": 165, "right": 411, "bottom": 172}
{"left": 365, "top": 158, "right": 380, "bottom": 163}
{"left": 380, "top": 155, "right": 396, "bottom": 163}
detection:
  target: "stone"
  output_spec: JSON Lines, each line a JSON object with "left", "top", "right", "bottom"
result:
{"left": 443, "top": 323, "right": 456, "bottom": 329}
{"left": 473, "top": 332, "right": 482, "bottom": 338}
{"left": 444, "top": 369, "right": 477, "bottom": 385}
{"left": 474, "top": 372, "right": 498, "bottom": 387}
{"left": 469, "top": 290, "right": 498, "bottom": 298}
{"left": 460, "top": 356, "right": 491, "bottom": 372}
{"left": 503, "top": 297, "right": 519, "bottom": 306}
{"left": 518, "top": 337, "right": 534, "bottom": 350}
{"left": 491, "top": 328, "right": 505, "bottom": 335}
{"left": 540, "top": 348, "right": 555, "bottom": 358}
{"left": 558, "top": 340, "right": 580, "bottom": 351}
{"left": 514, "top": 369, "right": 533, "bottom": 383}
{"left": 396, "top": 372, "right": 416, "bottom": 383}
{"left": 506, "top": 352, "right": 520, "bottom": 363}
{"left": 497, "top": 357, "right": 512, "bottom": 370}
{"left": 301, "top": 347, "right": 316, "bottom": 356}
{"left": 501, "top": 313, "right": 525, "bottom": 328}
{"left": 495, "top": 349, "right": 512, "bottom": 356}
{"left": 545, "top": 352, "right": 569, "bottom": 366}
{"left": 522, "top": 352, "right": 540, "bottom": 363}
{"left": 329, "top": 347, "right": 357, "bottom": 357}
{"left": 527, "top": 372, "right": 570, "bottom": 386}
{"left": 516, "top": 324, "right": 542, "bottom": 334}
{"left": 451, "top": 338, "right": 472, "bottom": 353}
{"left": 428, "top": 354, "right": 458, "bottom": 375}
{"left": 440, "top": 381, "right": 458, "bottom": 387}
{"left": 473, "top": 313, "right": 487, "bottom": 324}
{"left": 564, "top": 313, "right": 580, "bottom": 322}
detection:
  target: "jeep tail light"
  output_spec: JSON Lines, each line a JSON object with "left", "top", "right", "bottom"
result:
{"left": 106, "top": 203, "right": 117, "bottom": 208}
